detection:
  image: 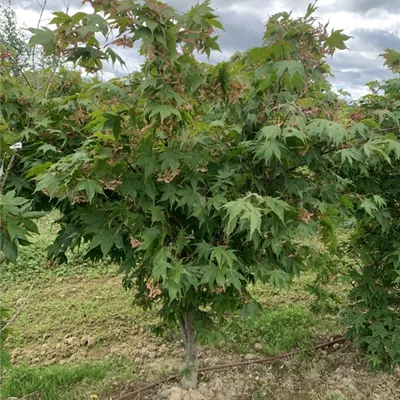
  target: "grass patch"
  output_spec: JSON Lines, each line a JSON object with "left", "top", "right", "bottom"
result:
{"left": 1, "top": 363, "right": 108, "bottom": 400}
{"left": 0, "top": 213, "right": 118, "bottom": 283}
{"left": 248, "top": 305, "right": 315, "bottom": 354}
{"left": 221, "top": 304, "right": 319, "bottom": 355}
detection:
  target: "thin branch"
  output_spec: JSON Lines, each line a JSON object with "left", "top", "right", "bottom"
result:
{"left": 0, "top": 153, "right": 16, "bottom": 196}
{"left": 3, "top": 45, "right": 33, "bottom": 89}
{"left": 61, "top": 0, "right": 70, "bottom": 14}
{"left": 1, "top": 284, "right": 34, "bottom": 332}
{"left": 126, "top": 160, "right": 136, "bottom": 173}
{"left": 31, "top": 0, "right": 48, "bottom": 89}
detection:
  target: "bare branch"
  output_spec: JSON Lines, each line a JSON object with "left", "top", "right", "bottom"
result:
{"left": 0, "top": 153, "right": 16, "bottom": 196}
{"left": 31, "top": 0, "right": 48, "bottom": 89}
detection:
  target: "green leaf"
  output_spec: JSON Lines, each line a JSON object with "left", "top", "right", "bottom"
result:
{"left": 306, "top": 119, "right": 347, "bottom": 145}
{"left": 37, "top": 144, "right": 59, "bottom": 154}
{"left": 149, "top": 104, "right": 181, "bottom": 122}
{"left": 35, "top": 174, "right": 60, "bottom": 198}
{"left": 226, "top": 270, "right": 243, "bottom": 291}
{"left": 325, "top": 30, "right": 351, "bottom": 50}
{"left": 166, "top": 27, "right": 177, "bottom": 61}
{"left": 103, "top": 113, "right": 122, "bottom": 140}
{"left": 240, "top": 300, "right": 261, "bottom": 319}
{"left": 28, "top": 27, "right": 56, "bottom": 55}
{"left": 265, "top": 197, "right": 291, "bottom": 223}
{"left": 273, "top": 60, "right": 306, "bottom": 80}
{"left": 76, "top": 179, "right": 105, "bottom": 202}
{"left": 7, "top": 221, "right": 27, "bottom": 242}
{"left": 153, "top": 248, "right": 171, "bottom": 281}
{"left": 260, "top": 125, "right": 281, "bottom": 140}
{"left": 2, "top": 236, "right": 17, "bottom": 263}
{"left": 210, "top": 247, "right": 237, "bottom": 268}
{"left": 105, "top": 48, "right": 126, "bottom": 67}
{"left": 268, "top": 270, "right": 291, "bottom": 288}
{"left": 255, "top": 126, "right": 286, "bottom": 165}
{"left": 360, "top": 198, "right": 379, "bottom": 217}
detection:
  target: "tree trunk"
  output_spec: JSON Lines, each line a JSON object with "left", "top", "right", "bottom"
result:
{"left": 179, "top": 311, "right": 198, "bottom": 389}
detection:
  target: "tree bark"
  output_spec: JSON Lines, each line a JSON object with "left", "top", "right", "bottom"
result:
{"left": 179, "top": 311, "right": 198, "bottom": 389}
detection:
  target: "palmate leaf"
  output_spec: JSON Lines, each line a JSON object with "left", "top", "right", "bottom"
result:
{"left": 268, "top": 269, "right": 291, "bottom": 288}
{"left": 380, "top": 135, "right": 400, "bottom": 159}
{"left": 105, "top": 48, "right": 126, "bottom": 67}
{"left": 254, "top": 125, "right": 287, "bottom": 164}
{"left": 255, "top": 138, "right": 286, "bottom": 165}
{"left": 306, "top": 119, "right": 347, "bottom": 145}
{"left": 363, "top": 140, "right": 391, "bottom": 163}
{"left": 76, "top": 179, "right": 105, "bottom": 202}
{"left": 28, "top": 27, "right": 56, "bottom": 55}
{"left": 210, "top": 247, "right": 238, "bottom": 268}
{"left": 359, "top": 195, "right": 386, "bottom": 219}
{"left": 264, "top": 197, "right": 292, "bottom": 223}
{"left": 90, "top": 81, "right": 129, "bottom": 99}
{"left": 159, "top": 150, "right": 180, "bottom": 171}
{"left": 223, "top": 198, "right": 262, "bottom": 239}
{"left": 148, "top": 104, "right": 181, "bottom": 122}
{"left": 37, "top": 144, "right": 59, "bottom": 154}
{"left": 324, "top": 29, "right": 351, "bottom": 50}
{"left": 102, "top": 112, "right": 122, "bottom": 140}
{"left": 373, "top": 110, "right": 398, "bottom": 125}
{"left": 282, "top": 126, "right": 306, "bottom": 143}
{"left": 152, "top": 248, "right": 172, "bottom": 281}
{"left": 68, "top": 47, "right": 106, "bottom": 64}
{"left": 35, "top": 173, "right": 60, "bottom": 198}
{"left": 195, "top": 242, "right": 213, "bottom": 261}
{"left": 338, "top": 147, "right": 363, "bottom": 166}
{"left": 226, "top": 270, "right": 244, "bottom": 291}
{"left": 273, "top": 60, "right": 306, "bottom": 80}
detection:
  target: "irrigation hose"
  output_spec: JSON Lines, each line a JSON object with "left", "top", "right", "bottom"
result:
{"left": 116, "top": 336, "right": 346, "bottom": 400}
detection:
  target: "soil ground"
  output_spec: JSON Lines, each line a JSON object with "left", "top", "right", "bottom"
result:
{"left": 2, "top": 275, "right": 400, "bottom": 400}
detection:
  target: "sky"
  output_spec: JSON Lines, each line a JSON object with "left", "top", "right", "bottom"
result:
{"left": 2, "top": 0, "right": 400, "bottom": 98}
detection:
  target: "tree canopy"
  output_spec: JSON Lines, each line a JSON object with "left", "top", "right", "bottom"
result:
{"left": 1, "top": 0, "right": 399, "bottom": 386}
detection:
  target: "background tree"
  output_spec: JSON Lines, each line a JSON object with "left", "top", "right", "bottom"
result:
{"left": 0, "top": 4, "right": 31, "bottom": 73}
{"left": 0, "top": 4, "right": 100, "bottom": 366}
{"left": 340, "top": 49, "right": 400, "bottom": 370}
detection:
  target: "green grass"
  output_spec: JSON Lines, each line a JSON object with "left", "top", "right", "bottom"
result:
{"left": 239, "top": 305, "right": 315, "bottom": 354}
{"left": 219, "top": 303, "right": 340, "bottom": 355}
{"left": 0, "top": 212, "right": 118, "bottom": 282}
{"left": 1, "top": 363, "right": 108, "bottom": 400}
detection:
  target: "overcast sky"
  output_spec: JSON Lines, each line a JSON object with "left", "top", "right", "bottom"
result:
{"left": 3, "top": 0, "right": 400, "bottom": 98}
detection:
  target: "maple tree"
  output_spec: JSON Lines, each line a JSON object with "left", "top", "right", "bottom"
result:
{"left": 340, "top": 49, "right": 400, "bottom": 370}
{"left": 1, "top": 0, "right": 400, "bottom": 387}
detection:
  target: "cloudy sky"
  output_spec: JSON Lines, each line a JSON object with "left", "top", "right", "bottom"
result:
{"left": 3, "top": 0, "right": 400, "bottom": 97}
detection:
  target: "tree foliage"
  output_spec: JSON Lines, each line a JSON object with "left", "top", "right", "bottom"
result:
{"left": 0, "top": 5, "right": 31, "bottom": 72}
{"left": 1, "top": 0, "right": 399, "bottom": 385}
{"left": 341, "top": 49, "right": 400, "bottom": 370}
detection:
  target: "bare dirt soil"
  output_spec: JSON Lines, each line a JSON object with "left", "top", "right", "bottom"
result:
{"left": 2, "top": 276, "right": 400, "bottom": 400}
